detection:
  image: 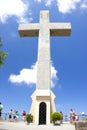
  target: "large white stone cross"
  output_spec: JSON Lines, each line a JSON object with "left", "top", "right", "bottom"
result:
{"left": 18, "top": 10, "right": 71, "bottom": 92}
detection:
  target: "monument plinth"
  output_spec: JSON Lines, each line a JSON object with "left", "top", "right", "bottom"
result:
{"left": 18, "top": 10, "right": 71, "bottom": 125}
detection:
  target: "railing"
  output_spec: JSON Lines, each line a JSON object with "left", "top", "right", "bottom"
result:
{"left": 0, "top": 113, "right": 23, "bottom": 121}
{"left": 78, "top": 114, "right": 87, "bottom": 121}
{"left": 63, "top": 114, "right": 87, "bottom": 122}
{"left": 0, "top": 113, "right": 87, "bottom": 122}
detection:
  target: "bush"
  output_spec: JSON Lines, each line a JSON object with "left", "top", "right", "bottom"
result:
{"left": 26, "top": 114, "right": 33, "bottom": 124}
{"left": 51, "top": 112, "right": 62, "bottom": 125}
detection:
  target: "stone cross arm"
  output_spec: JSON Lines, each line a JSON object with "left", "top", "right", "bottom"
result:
{"left": 49, "top": 23, "right": 71, "bottom": 36}
{"left": 18, "top": 22, "right": 71, "bottom": 37}
{"left": 18, "top": 24, "right": 39, "bottom": 37}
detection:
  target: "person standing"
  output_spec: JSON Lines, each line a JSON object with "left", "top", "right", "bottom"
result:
{"left": 22, "top": 110, "right": 26, "bottom": 122}
{"left": 0, "top": 102, "right": 3, "bottom": 119}
{"left": 60, "top": 111, "right": 63, "bottom": 124}
{"left": 15, "top": 111, "right": 19, "bottom": 121}
{"left": 69, "top": 109, "right": 75, "bottom": 124}
{"left": 8, "top": 109, "right": 13, "bottom": 121}
{"left": 13, "top": 110, "right": 16, "bottom": 121}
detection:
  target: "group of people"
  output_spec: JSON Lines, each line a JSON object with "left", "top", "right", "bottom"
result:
{"left": 0, "top": 102, "right": 79, "bottom": 124}
{"left": 59, "top": 109, "right": 78, "bottom": 124}
{"left": 69, "top": 108, "right": 78, "bottom": 124}
{"left": 8, "top": 109, "right": 26, "bottom": 122}
{"left": 8, "top": 109, "right": 19, "bottom": 122}
{"left": 0, "top": 102, "right": 26, "bottom": 122}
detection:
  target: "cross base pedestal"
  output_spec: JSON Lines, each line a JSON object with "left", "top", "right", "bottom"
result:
{"left": 30, "top": 90, "right": 56, "bottom": 125}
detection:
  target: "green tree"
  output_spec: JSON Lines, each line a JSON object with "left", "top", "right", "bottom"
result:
{"left": 26, "top": 114, "right": 33, "bottom": 124}
{"left": 51, "top": 112, "right": 62, "bottom": 125}
{"left": 0, "top": 37, "right": 7, "bottom": 67}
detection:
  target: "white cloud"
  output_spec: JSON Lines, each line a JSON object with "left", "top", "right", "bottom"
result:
{"left": 57, "top": 0, "right": 81, "bottom": 14}
{"left": 9, "top": 63, "right": 37, "bottom": 85}
{"left": 9, "top": 62, "right": 58, "bottom": 88}
{"left": 45, "top": 0, "right": 54, "bottom": 7}
{"left": 51, "top": 65, "right": 58, "bottom": 88}
{"left": 34, "top": 0, "right": 87, "bottom": 13}
{"left": 0, "top": 0, "right": 32, "bottom": 23}
{"left": 57, "top": 0, "right": 87, "bottom": 14}
{"left": 1, "top": 0, "right": 86, "bottom": 23}
{"left": 81, "top": 0, "right": 87, "bottom": 9}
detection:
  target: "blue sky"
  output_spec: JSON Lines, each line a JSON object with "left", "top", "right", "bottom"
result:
{"left": 0, "top": 0, "right": 87, "bottom": 116}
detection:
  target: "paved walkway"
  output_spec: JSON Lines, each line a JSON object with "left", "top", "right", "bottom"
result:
{"left": 0, "top": 121, "right": 75, "bottom": 130}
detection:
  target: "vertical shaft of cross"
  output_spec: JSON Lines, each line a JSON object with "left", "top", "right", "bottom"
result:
{"left": 37, "top": 11, "right": 51, "bottom": 90}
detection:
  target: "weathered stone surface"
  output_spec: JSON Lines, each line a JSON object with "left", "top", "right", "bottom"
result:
{"left": 75, "top": 122, "right": 87, "bottom": 130}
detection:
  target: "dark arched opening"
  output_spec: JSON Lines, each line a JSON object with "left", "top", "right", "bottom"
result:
{"left": 39, "top": 102, "right": 46, "bottom": 125}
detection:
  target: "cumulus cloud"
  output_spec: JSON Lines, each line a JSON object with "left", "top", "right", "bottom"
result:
{"left": 51, "top": 65, "right": 58, "bottom": 88}
{"left": 80, "top": 0, "right": 87, "bottom": 9}
{"left": 57, "top": 0, "right": 87, "bottom": 13}
{"left": 9, "top": 62, "right": 58, "bottom": 88}
{"left": 35, "top": 0, "right": 87, "bottom": 13}
{"left": 57, "top": 0, "right": 81, "bottom": 14}
{"left": 0, "top": 0, "right": 32, "bottom": 23}
{"left": 0, "top": 0, "right": 87, "bottom": 23}
{"left": 45, "top": 0, "right": 54, "bottom": 7}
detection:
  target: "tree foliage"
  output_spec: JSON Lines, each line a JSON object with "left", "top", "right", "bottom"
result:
{"left": 0, "top": 37, "right": 8, "bottom": 67}
{"left": 26, "top": 114, "right": 33, "bottom": 123}
{"left": 51, "top": 112, "right": 62, "bottom": 124}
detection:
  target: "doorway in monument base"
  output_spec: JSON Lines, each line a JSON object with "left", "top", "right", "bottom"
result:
{"left": 39, "top": 102, "right": 46, "bottom": 125}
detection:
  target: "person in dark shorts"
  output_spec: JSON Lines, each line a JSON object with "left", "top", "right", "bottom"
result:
{"left": 69, "top": 109, "right": 75, "bottom": 124}
{"left": 8, "top": 109, "right": 13, "bottom": 121}
{"left": 13, "top": 110, "right": 16, "bottom": 121}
